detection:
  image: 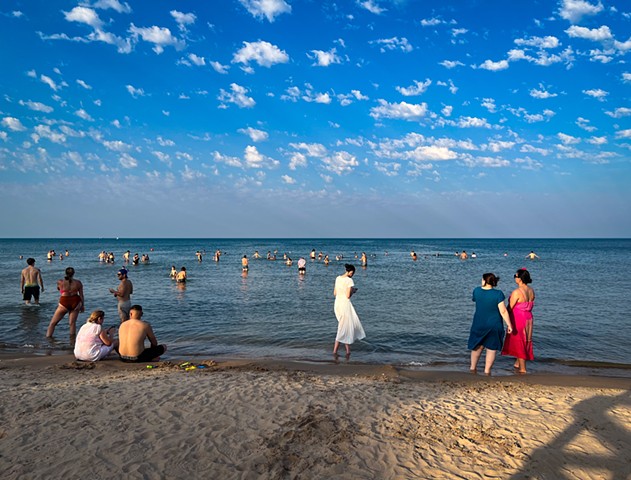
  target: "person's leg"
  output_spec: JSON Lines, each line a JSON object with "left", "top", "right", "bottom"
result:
{"left": 333, "top": 341, "right": 340, "bottom": 355}
{"left": 516, "top": 358, "right": 527, "bottom": 373}
{"left": 68, "top": 309, "right": 79, "bottom": 337}
{"left": 33, "top": 286, "right": 40, "bottom": 305}
{"left": 46, "top": 306, "right": 68, "bottom": 337}
{"left": 470, "top": 345, "right": 483, "bottom": 372}
{"left": 484, "top": 349, "right": 497, "bottom": 375}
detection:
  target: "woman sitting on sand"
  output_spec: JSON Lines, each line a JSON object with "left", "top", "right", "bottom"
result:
{"left": 74, "top": 310, "right": 117, "bottom": 362}
{"left": 468, "top": 273, "right": 512, "bottom": 376}
{"left": 502, "top": 268, "right": 535, "bottom": 373}
{"left": 46, "top": 267, "right": 85, "bottom": 338}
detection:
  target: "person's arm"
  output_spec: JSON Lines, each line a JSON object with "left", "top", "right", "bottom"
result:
{"left": 99, "top": 326, "right": 115, "bottom": 346}
{"left": 37, "top": 270, "right": 44, "bottom": 291}
{"left": 78, "top": 281, "right": 85, "bottom": 312}
{"left": 20, "top": 271, "right": 25, "bottom": 292}
{"left": 509, "top": 289, "right": 521, "bottom": 309}
{"left": 146, "top": 324, "right": 158, "bottom": 347}
{"left": 498, "top": 302, "right": 512, "bottom": 334}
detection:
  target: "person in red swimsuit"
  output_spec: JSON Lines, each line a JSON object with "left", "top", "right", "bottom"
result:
{"left": 46, "top": 267, "right": 85, "bottom": 339}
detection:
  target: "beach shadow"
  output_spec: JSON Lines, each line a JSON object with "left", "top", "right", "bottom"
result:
{"left": 509, "top": 390, "right": 631, "bottom": 479}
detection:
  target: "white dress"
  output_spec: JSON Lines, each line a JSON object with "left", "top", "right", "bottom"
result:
{"left": 334, "top": 275, "right": 366, "bottom": 344}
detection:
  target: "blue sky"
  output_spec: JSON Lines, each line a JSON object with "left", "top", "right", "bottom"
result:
{"left": 1, "top": 0, "right": 630, "bottom": 238}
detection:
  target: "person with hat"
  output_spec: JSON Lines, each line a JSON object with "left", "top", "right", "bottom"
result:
{"left": 109, "top": 268, "right": 133, "bottom": 322}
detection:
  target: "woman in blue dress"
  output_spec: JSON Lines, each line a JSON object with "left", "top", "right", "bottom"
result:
{"left": 468, "top": 273, "right": 512, "bottom": 375}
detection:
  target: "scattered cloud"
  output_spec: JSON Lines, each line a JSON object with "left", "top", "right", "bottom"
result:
{"left": 239, "top": 0, "right": 291, "bottom": 22}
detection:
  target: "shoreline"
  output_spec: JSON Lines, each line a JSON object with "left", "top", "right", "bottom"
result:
{"left": 2, "top": 351, "right": 631, "bottom": 390}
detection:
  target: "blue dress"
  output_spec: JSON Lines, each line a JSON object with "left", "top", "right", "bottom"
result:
{"left": 467, "top": 287, "right": 506, "bottom": 351}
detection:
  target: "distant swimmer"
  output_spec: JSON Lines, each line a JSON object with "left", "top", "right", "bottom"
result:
{"left": 253, "top": 250, "right": 261, "bottom": 259}
{"left": 460, "top": 251, "right": 469, "bottom": 260}
{"left": 471, "top": 252, "right": 477, "bottom": 259}
{"left": 411, "top": 250, "right": 417, "bottom": 261}
{"left": 132, "top": 253, "right": 140, "bottom": 265}
{"left": 298, "top": 257, "right": 307, "bottom": 274}
{"left": 176, "top": 267, "right": 187, "bottom": 283}
{"left": 196, "top": 251, "right": 203, "bottom": 262}
{"left": 286, "top": 257, "right": 293, "bottom": 266}
{"left": 324, "top": 255, "right": 330, "bottom": 265}
{"left": 310, "top": 249, "right": 316, "bottom": 260}
{"left": 242, "top": 255, "right": 249, "bottom": 271}
{"left": 21, "top": 258, "right": 45, "bottom": 305}
{"left": 360, "top": 252, "right": 368, "bottom": 267}
{"left": 526, "top": 251, "right": 540, "bottom": 260}
{"left": 170, "top": 265, "right": 177, "bottom": 279}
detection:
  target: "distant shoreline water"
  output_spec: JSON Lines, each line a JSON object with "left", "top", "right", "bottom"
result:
{"left": 2, "top": 238, "right": 631, "bottom": 377}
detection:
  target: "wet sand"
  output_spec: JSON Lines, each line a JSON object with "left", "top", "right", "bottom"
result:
{"left": 1, "top": 354, "right": 630, "bottom": 479}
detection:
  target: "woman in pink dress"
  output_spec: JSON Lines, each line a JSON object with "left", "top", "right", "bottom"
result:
{"left": 502, "top": 268, "right": 535, "bottom": 373}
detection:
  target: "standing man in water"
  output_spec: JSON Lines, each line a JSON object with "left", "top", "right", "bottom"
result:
{"left": 20, "top": 258, "right": 44, "bottom": 305}
{"left": 109, "top": 268, "right": 133, "bottom": 322}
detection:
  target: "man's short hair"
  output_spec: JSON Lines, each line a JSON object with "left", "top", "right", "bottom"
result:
{"left": 27, "top": 258, "right": 35, "bottom": 265}
{"left": 130, "top": 305, "right": 143, "bottom": 314}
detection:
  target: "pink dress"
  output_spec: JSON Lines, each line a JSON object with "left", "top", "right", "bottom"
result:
{"left": 502, "top": 301, "right": 534, "bottom": 360}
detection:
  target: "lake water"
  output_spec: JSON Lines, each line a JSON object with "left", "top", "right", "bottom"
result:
{"left": 1, "top": 238, "right": 630, "bottom": 376}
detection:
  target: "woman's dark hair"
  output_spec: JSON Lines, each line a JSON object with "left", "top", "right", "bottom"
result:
{"left": 482, "top": 272, "right": 499, "bottom": 287}
{"left": 344, "top": 263, "right": 356, "bottom": 273}
{"left": 515, "top": 268, "right": 532, "bottom": 284}
{"left": 64, "top": 267, "right": 75, "bottom": 282}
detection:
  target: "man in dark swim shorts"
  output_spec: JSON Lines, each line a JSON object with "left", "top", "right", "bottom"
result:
{"left": 20, "top": 258, "right": 45, "bottom": 305}
{"left": 118, "top": 305, "right": 167, "bottom": 362}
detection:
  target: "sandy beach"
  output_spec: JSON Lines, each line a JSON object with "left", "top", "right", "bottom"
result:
{"left": 1, "top": 355, "right": 630, "bottom": 480}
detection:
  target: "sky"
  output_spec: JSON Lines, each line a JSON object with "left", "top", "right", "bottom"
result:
{"left": 1, "top": 0, "right": 630, "bottom": 238}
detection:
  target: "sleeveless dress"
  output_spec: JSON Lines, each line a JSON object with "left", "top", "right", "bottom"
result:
{"left": 467, "top": 287, "right": 506, "bottom": 351}
{"left": 502, "top": 301, "right": 534, "bottom": 360}
{"left": 334, "top": 276, "right": 366, "bottom": 344}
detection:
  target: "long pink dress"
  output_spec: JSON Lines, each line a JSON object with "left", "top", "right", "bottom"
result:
{"left": 502, "top": 301, "right": 534, "bottom": 360}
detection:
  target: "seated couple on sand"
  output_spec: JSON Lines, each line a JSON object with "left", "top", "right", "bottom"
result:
{"left": 74, "top": 305, "right": 167, "bottom": 363}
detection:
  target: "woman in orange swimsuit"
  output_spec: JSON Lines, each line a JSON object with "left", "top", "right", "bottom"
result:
{"left": 46, "top": 267, "right": 85, "bottom": 338}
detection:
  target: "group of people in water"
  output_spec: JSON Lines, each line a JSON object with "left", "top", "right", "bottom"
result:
{"left": 20, "top": 248, "right": 538, "bottom": 372}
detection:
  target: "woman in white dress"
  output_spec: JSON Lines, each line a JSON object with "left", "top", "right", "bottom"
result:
{"left": 333, "top": 264, "right": 366, "bottom": 357}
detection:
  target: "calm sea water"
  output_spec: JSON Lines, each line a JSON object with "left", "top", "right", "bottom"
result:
{"left": 1, "top": 238, "right": 630, "bottom": 376}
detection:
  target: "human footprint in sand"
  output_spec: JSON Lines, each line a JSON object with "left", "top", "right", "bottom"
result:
{"left": 333, "top": 264, "right": 365, "bottom": 358}
{"left": 468, "top": 273, "right": 512, "bottom": 375}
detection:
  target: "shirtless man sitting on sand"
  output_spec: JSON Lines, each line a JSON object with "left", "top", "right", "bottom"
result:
{"left": 118, "top": 305, "right": 166, "bottom": 363}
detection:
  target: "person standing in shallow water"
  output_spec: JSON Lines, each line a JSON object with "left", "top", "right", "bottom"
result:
{"left": 21, "top": 258, "right": 44, "bottom": 305}
{"left": 467, "top": 272, "right": 512, "bottom": 376}
{"left": 46, "top": 267, "right": 85, "bottom": 338}
{"left": 333, "top": 264, "right": 366, "bottom": 358}
{"left": 502, "top": 268, "right": 535, "bottom": 373}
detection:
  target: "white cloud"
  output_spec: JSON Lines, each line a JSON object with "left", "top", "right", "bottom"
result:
{"left": 281, "top": 174, "right": 296, "bottom": 184}
{"left": 515, "top": 36, "right": 560, "bottom": 49}
{"left": 396, "top": 79, "right": 432, "bottom": 96}
{"left": 119, "top": 152, "right": 138, "bottom": 168}
{"left": 76, "top": 79, "right": 92, "bottom": 89}
{"left": 244, "top": 145, "right": 279, "bottom": 168}
{"left": 2, "top": 117, "right": 26, "bottom": 131}
{"left": 232, "top": 40, "right": 289, "bottom": 68}
{"left": 210, "top": 61, "right": 229, "bottom": 74}
{"left": 32, "top": 125, "right": 66, "bottom": 144}
{"left": 93, "top": 0, "right": 132, "bottom": 13}
{"left": 439, "top": 60, "right": 464, "bottom": 69}
{"left": 576, "top": 117, "right": 597, "bottom": 132}
{"left": 586, "top": 136, "right": 607, "bottom": 145}
{"left": 371, "top": 37, "right": 412, "bottom": 53}
{"left": 605, "top": 107, "right": 631, "bottom": 118}
{"left": 487, "top": 141, "right": 515, "bottom": 153}
{"left": 64, "top": 6, "right": 103, "bottom": 29}
{"left": 129, "top": 24, "right": 185, "bottom": 54}
{"left": 441, "top": 105, "right": 453, "bottom": 117}
{"left": 481, "top": 98, "right": 497, "bottom": 113}
{"left": 288, "top": 152, "right": 308, "bottom": 170}
{"left": 322, "top": 151, "right": 359, "bottom": 175}
{"left": 308, "top": 48, "right": 342, "bottom": 67}
{"left": 74, "top": 109, "right": 93, "bottom": 121}
{"left": 188, "top": 53, "right": 205, "bottom": 66}
{"left": 558, "top": 132, "right": 581, "bottom": 145}
{"left": 530, "top": 85, "right": 558, "bottom": 99}
{"left": 407, "top": 146, "right": 457, "bottom": 161}
{"left": 238, "top": 127, "right": 269, "bottom": 142}
{"left": 623, "top": 73, "right": 631, "bottom": 83}
{"left": 157, "top": 136, "right": 175, "bottom": 147}
{"left": 458, "top": 117, "right": 491, "bottom": 128}
{"left": 559, "top": 0, "right": 604, "bottom": 24}
{"left": 289, "top": 142, "right": 327, "bottom": 158}
{"left": 213, "top": 151, "right": 242, "bottom": 168}
{"left": 218, "top": 83, "right": 255, "bottom": 108}
{"left": 420, "top": 17, "right": 446, "bottom": 27}
{"left": 19, "top": 100, "right": 53, "bottom": 113}
{"left": 478, "top": 59, "right": 509, "bottom": 71}
{"left": 103, "top": 140, "right": 131, "bottom": 151}
{"left": 239, "top": 0, "right": 291, "bottom": 22}
{"left": 615, "top": 129, "right": 631, "bottom": 139}
{"left": 126, "top": 85, "right": 145, "bottom": 97}
{"left": 565, "top": 25, "right": 612, "bottom": 41}
{"left": 170, "top": 10, "right": 196, "bottom": 31}
{"left": 358, "top": 0, "right": 386, "bottom": 15}
{"left": 370, "top": 100, "right": 428, "bottom": 121}
{"left": 40, "top": 74, "right": 61, "bottom": 91}
{"left": 583, "top": 88, "right": 608, "bottom": 101}
{"left": 0, "top": 131, "right": 8, "bottom": 142}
